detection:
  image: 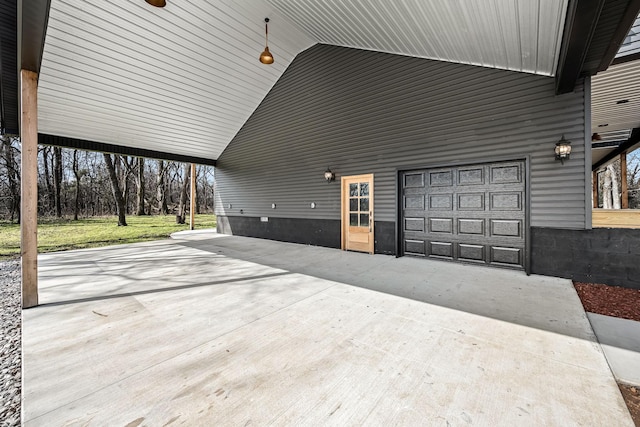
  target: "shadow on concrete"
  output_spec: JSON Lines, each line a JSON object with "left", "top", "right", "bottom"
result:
{"left": 175, "top": 235, "right": 598, "bottom": 343}
{"left": 38, "top": 271, "right": 292, "bottom": 308}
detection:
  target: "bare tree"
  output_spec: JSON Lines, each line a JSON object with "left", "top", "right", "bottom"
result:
{"left": 72, "top": 150, "right": 83, "bottom": 220}
{"left": 176, "top": 163, "right": 190, "bottom": 224}
{"left": 136, "top": 157, "right": 146, "bottom": 215}
{"left": 609, "top": 164, "right": 621, "bottom": 209}
{"left": 103, "top": 153, "right": 128, "bottom": 226}
{"left": 156, "top": 160, "right": 169, "bottom": 214}
{"left": 1, "top": 136, "right": 21, "bottom": 222}
{"left": 53, "top": 147, "right": 63, "bottom": 217}
{"left": 41, "top": 147, "right": 55, "bottom": 213}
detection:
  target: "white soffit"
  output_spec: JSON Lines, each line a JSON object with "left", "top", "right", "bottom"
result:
{"left": 591, "top": 60, "right": 640, "bottom": 134}
{"left": 267, "top": 0, "right": 568, "bottom": 76}
{"left": 37, "top": 0, "right": 315, "bottom": 160}
{"left": 616, "top": 14, "right": 640, "bottom": 59}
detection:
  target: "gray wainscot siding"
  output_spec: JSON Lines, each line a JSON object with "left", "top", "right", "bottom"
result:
{"left": 215, "top": 44, "right": 587, "bottom": 257}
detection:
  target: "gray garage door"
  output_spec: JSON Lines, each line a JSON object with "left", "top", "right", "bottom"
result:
{"left": 401, "top": 160, "right": 526, "bottom": 269}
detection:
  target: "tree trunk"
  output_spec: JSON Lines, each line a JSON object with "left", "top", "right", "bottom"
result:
{"left": 156, "top": 160, "right": 169, "bottom": 214}
{"left": 53, "top": 146, "right": 63, "bottom": 217}
{"left": 42, "top": 147, "right": 55, "bottom": 212}
{"left": 136, "top": 157, "right": 146, "bottom": 215}
{"left": 608, "top": 164, "right": 621, "bottom": 209}
{"left": 72, "top": 150, "right": 81, "bottom": 220}
{"left": 603, "top": 167, "right": 613, "bottom": 209}
{"left": 176, "top": 163, "right": 190, "bottom": 224}
{"left": 194, "top": 166, "right": 200, "bottom": 214}
{"left": 103, "top": 153, "right": 128, "bottom": 226}
{"left": 1, "top": 136, "right": 21, "bottom": 222}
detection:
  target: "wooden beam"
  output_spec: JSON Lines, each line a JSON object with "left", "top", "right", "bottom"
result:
{"left": 20, "top": 69, "right": 38, "bottom": 308}
{"left": 593, "top": 209, "right": 640, "bottom": 228}
{"left": 597, "top": 0, "right": 640, "bottom": 72}
{"left": 621, "top": 152, "right": 629, "bottom": 209}
{"left": 189, "top": 163, "right": 196, "bottom": 230}
{"left": 593, "top": 128, "right": 640, "bottom": 170}
{"left": 555, "top": 0, "right": 606, "bottom": 94}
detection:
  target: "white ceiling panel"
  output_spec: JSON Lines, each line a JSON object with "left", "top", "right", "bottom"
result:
{"left": 267, "top": 0, "right": 568, "bottom": 76}
{"left": 38, "top": 0, "right": 315, "bottom": 160}
{"left": 616, "top": 13, "right": 640, "bottom": 59}
{"left": 591, "top": 60, "right": 640, "bottom": 134}
{"left": 38, "top": 0, "right": 570, "bottom": 162}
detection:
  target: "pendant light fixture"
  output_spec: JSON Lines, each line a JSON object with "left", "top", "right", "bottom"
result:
{"left": 145, "top": 0, "right": 166, "bottom": 7}
{"left": 260, "top": 18, "right": 274, "bottom": 64}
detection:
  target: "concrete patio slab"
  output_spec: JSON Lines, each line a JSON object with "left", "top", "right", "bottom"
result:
{"left": 23, "top": 232, "right": 633, "bottom": 426}
{"left": 587, "top": 312, "right": 640, "bottom": 385}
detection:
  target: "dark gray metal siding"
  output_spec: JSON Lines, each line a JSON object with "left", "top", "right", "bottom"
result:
{"left": 0, "top": 0, "right": 19, "bottom": 135}
{"left": 215, "top": 44, "right": 587, "bottom": 229}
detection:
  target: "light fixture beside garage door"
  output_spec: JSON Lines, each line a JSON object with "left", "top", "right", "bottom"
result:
{"left": 324, "top": 167, "right": 335, "bottom": 183}
{"left": 259, "top": 18, "right": 274, "bottom": 64}
{"left": 555, "top": 135, "right": 572, "bottom": 164}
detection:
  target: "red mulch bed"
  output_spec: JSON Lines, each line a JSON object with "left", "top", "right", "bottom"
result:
{"left": 573, "top": 281, "right": 640, "bottom": 425}
{"left": 573, "top": 282, "right": 640, "bottom": 322}
{"left": 620, "top": 384, "right": 640, "bottom": 427}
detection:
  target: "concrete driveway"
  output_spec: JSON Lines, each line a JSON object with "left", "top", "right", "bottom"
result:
{"left": 22, "top": 231, "right": 632, "bottom": 426}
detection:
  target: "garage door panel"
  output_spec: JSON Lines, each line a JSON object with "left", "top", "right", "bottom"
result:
{"left": 489, "top": 192, "right": 522, "bottom": 211}
{"left": 404, "top": 239, "right": 426, "bottom": 256}
{"left": 490, "top": 219, "right": 522, "bottom": 238}
{"left": 401, "top": 160, "right": 525, "bottom": 269}
{"left": 458, "top": 193, "right": 485, "bottom": 210}
{"left": 490, "top": 246, "right": 522, "bottom": 266}
{"left": 429, "top": 218, "right": 453, "bottom": 233}
{"left": 404, "top": 173, "right": 425, "bottom": 188}
{"left": 490, "top": 164, "right": 522, "bottom": 184}
{"left": 429, "top": 241, "right": 453, "bottom": 258}
{"left": 404, "top": 217, "right": 424, "bottom": 232}
{"left": 458, "top": 167, "right": 485, "bottom": 185}
{"left": 459, "top": 243, "right": 485, "bottom": 262}
{"left": 429, "top": 194, "right": 453, "bottom": 210}
{"left": 429, "top": 170, "right": 453, "bottom": 186}
{"left": 458, "top": 218, "right": 485, "bottom": 235}
{"left": 404, "top": 195, "right": 424, "bottom": 209}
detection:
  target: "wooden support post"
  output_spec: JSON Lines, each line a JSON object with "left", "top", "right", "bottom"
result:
{"left": 189, "top": 163, "right": 196, "bottom": 230}
{"left": 621, "top": 152, "right": 629, "bottom": 209}
{"left": 592, "top": 171, "right": 598, "bottom": 209}
{"left": 21, "top": 70, "right": 39, "bottom": 308}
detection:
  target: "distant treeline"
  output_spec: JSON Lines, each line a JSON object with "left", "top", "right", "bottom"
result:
{"left": 0, "top": 135, "right": 214, "bottom": 225}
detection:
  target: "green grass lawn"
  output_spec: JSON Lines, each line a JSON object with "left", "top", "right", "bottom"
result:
{"left": 0, "top": 214, "right": 216, "bottom": 259}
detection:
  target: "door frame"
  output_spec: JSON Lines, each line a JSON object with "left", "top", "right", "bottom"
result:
{"left": 341, "top": 173, "right": 375, "bottom": 254}
{"left": 395, "top": 156, "right": 531, "bottom": 274}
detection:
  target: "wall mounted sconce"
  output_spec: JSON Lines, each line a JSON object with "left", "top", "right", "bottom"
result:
{"left": 555, "top": 135, "right": 572, "bottom": 164}
{"left": 324, "top": 167, "right": 335, "bottom": 183}
{"left": 310, "top": 202, "right": 317, "bottom": 209}
{"left": 259, "top": 18, "right": 274, "bottom": 64}
{"left": 271, "top": 203, "right": 276, "bottom": 209}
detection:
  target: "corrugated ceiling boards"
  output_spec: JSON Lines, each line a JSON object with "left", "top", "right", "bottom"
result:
{"left": 37, "top": 0, "right": 315, "bottom": 161}
{"left": 36, "top": 0, "right": 572, "bottom": 162}
{"left": 267, "top": 0, "right": 568, "bottom": 76}
{"left": 591, "top": 60, "right": 640, "bottom": 133}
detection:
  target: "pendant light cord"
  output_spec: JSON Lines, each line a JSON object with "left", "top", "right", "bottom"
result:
{"left": 265, "top": 18, "right": 269, "bottom": 47}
